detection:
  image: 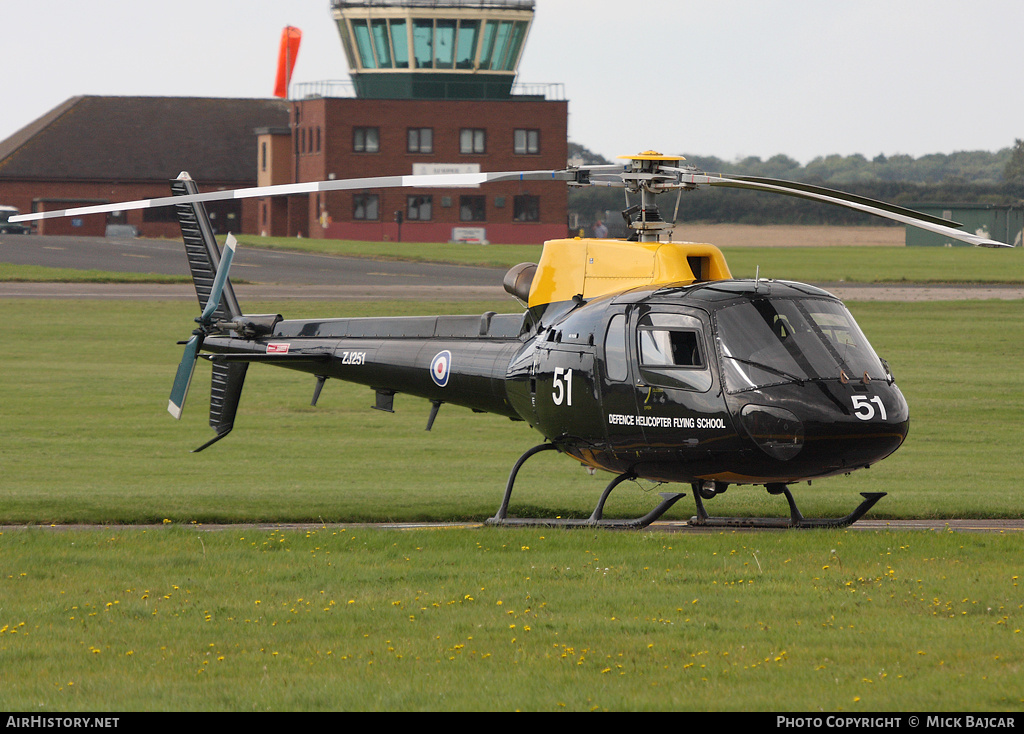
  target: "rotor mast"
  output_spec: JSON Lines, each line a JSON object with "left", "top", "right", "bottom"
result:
{"left": 618, "top": 152, "right": 691, "bottom": 242}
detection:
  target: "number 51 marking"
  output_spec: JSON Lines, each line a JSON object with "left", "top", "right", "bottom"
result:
{"left": 553, "top": 367, "right": 573, "bottom": 406}
{"left": 852, "top": 395, "right": 887, "bottom": 421}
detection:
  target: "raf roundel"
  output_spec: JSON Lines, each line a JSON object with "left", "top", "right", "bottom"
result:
{"left": 430, "top": 350, "right": 452, "bottom": 387}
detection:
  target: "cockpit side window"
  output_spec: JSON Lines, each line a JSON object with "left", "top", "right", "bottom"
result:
{"left": 636, "top": 313, "right": 712, "bottom": 392}
{"left": 639, "top": 329, "right": 703, "bottom": 367}
{"left": 603, "top": 313, "right": 628, "bottom": 382}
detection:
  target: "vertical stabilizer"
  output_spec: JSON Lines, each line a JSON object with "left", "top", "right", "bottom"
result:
{"left": 171, "top": 172, "right": 242, "bottom": 320}
{"left": 192, "top": 361, "right": 249, "bottom": 453}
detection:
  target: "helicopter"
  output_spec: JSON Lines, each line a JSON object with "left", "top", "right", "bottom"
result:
{"left": 11, "top": 153, "right": 1012, "bottom": 528}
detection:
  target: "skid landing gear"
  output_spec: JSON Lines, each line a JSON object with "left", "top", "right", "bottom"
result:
{"left": 688, "top": 482, "right": 886, "bottom": 529}
{"left": 486, "top": 443, "right": 685, "bottom": 529}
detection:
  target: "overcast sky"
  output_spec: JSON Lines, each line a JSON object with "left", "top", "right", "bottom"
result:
{"left": 4, "top": 0, "right": 1022, "bottom": 165}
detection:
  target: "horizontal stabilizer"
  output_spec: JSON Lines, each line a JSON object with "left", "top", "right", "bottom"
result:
{"left": 202, "top": 352, "right": 332, "bottom": 363}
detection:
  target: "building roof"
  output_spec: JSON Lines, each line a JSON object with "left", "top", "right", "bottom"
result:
{"left": 332, "top": 1, "right": 534, "bottom": 8}
{"left": 0, "top": 96, "right": 290, "bottom": 183}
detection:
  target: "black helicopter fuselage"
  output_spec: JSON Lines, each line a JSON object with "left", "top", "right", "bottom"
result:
{"left": 203, "top": 278, "right": 908, "bottom": 489}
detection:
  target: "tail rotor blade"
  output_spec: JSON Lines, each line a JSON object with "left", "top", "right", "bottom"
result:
{"left": 168, "top": 334, "right": 202, "bottom": 419}
{"left": 200, "top": 234, "right": 237, "bottom": 323}
{"left": 171, "top": 235, "right": 236, "bottom": 420}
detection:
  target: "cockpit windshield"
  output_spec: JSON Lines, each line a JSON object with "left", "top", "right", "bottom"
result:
{"left": 715, "top": 297, "right": 887, "bottom": 393}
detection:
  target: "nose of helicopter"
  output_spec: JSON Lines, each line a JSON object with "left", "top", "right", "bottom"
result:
{"left": 736, "top": 382, "right": 909, "bottom": 475}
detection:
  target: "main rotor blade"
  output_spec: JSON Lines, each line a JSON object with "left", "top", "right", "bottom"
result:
{"left": 679, "top": 172, "right": 1012, "bottom": 248}
{"left": 716, "top": 174, "right": 963, "bottom": 229}
{"left": 168, "top": 333, "right": 202, "bottom": 419}
{"left": 10, "top": 170, "right": 576, "bottom": 223}
{"left": 200, "top": 233, "right": 237, "bottom": 324}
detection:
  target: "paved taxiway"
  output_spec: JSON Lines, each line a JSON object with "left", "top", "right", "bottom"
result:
{"left": 3, "top": 234, "right": 1024, "bottom": 302}
{"left": 0, "top": 233, "right": 505, "bottom": 288}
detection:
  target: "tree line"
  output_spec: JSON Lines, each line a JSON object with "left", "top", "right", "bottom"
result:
{"left": 568, "top": 141, "right": 1024, "bottom": 234}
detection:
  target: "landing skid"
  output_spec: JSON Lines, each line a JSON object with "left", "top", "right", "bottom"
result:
{"left": 486, "top": 443, "right": 686, "bottom": 529}
{"left": 689, "top": 483, "right": 886, "bottom": 529}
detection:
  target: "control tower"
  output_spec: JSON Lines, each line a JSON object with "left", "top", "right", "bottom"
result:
{"left": 331, "top": 0, "right": 535, "bottom": 99}
{"left": 258, "top": 0, "right": 565, "bottom": 244}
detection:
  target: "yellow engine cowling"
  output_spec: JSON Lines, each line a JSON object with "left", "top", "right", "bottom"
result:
{"left": 526, "top": 238, "right": 732, "bottom": 308}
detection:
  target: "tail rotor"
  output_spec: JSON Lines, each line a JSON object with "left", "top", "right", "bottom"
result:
{"left": 168, "top": 233, "right": 237, "bottom": 419}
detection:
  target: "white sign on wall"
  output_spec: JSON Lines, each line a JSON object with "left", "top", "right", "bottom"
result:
{"left": 412, "top": 163, "right": 482, "bottom": 187}
{"left": 452, "top": 227, "right": 488, "bottom": 244}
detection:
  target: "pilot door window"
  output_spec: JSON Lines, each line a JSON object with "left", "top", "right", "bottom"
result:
{"left": 636, "top": 314, "right": 712, "bottom": 392}
{"left": 603, "top": 314, "right": 628, "bottom": 382}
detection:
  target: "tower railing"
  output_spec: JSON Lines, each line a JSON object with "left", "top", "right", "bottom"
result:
{"left": 290, "top": 79, "right": 564, "bottom": 101}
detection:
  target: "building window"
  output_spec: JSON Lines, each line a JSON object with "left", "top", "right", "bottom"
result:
{"left": 407, "top": 128, "right": 433, "bottom": 154}
{"left": 513, "top": 195, "right": 540, "bottom": 222}
{"left": 261, "top": 142, "right": 268, "bottom": 172}
{"left": 407, "top": 195, "right": 432, "bottom": 221}
{"left": 354, "top": 194, "right": 379, "bottom": 220}
{"left": 514, "top": 129, "right": 540, "bottom": 155}
{"left": 479, "top": 19, "right": 529, "bottom": 71}
{"left": 354, "top": 127, "right": 379, "bottom": 153}
{"left": 460, "top": 128, "right": 486, "bottom": 154}
{"left": 460, "top": 195, "right": 486, "bottom": 221}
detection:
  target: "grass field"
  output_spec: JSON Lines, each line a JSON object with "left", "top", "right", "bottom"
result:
{"left": 231, "top": 231, "right": 1024, "bottom": 284}
{"left": 1, "top": 526, "right": 1022, "bottom": 711}
{"left": 0, "top": 263, "right": 189, "bottom": 283}
{"left": 1, "top": 298, "right": 1022, "bottom": 524}
{"left": 1, "top": 264, "right": 1023, "bottom": 710}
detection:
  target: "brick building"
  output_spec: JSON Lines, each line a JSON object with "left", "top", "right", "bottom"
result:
{"left": 0, "top": 96, "right": 289, "bottom": 237}
{"left": 259, "top": 0, "right": 569, "bottom": 244}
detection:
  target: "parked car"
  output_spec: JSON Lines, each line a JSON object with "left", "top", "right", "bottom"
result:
{"left": 0, "top": 206, "right": 31, "bottom": 234}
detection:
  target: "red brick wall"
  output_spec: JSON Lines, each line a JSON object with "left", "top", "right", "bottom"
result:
{"left": 287, "top": 97, "right": 569, "bottom": 244}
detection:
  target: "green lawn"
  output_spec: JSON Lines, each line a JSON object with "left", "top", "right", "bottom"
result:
{"left": 232, "top": 236, "right": 1024, "bottom": 284}
{"left": 1, "top": 296, "right": 1022, "bottom": 711}
{"left": 0, "top": 298, "right": 1021, "bottom": 524}
{"left": 3, "top": 238, "right": 1021, "bottom": 285}
{"left": 0, "top": 263, "right": 189, "bottom": 283}
{"left": 1, "top": 526, "right": 1021, "bottom": 711}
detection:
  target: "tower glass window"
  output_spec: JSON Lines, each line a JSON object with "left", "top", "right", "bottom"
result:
{"left": 342, "top": 12, "right": 529, "bottom": 74}
{"left": 371, "top": 19, "right": 392, "bottom": 67}
{"left": 390, "top": 20, "right": 409, "bottom": 68}
{"left": 434, "top": 19, "right": 457, "bottom": 68}
{"left": 353, "top": 21, "right": 376, "bottom": 68}
{"left": 412, "top": 19, "right": 433, "bottom": 68}
{"left": 455, "top": 20, "right": 479, "bottom": 69}
{"left": 479, "top": 20, "right": 528, "bottom": 71}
